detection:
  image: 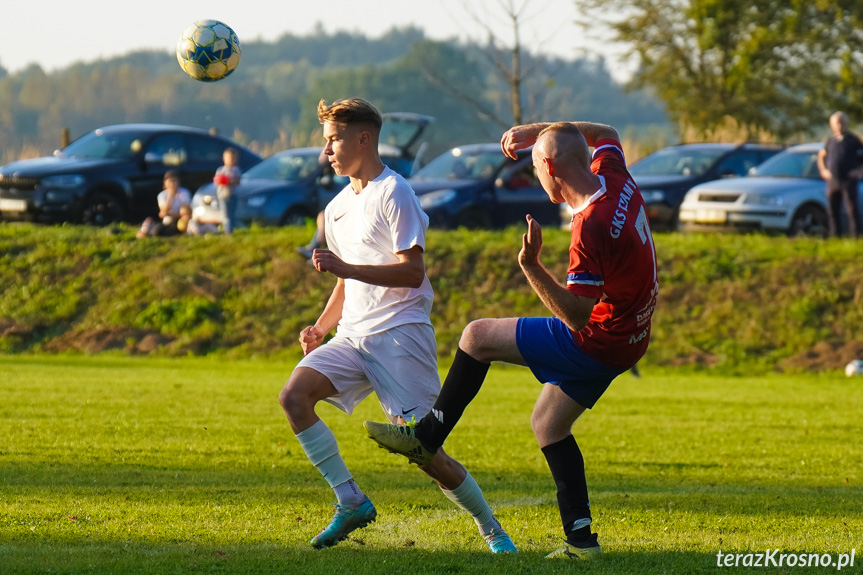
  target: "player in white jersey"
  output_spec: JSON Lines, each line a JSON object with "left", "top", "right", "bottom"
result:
{"left": 277, "top": 98, "right": 516, "bottom": 553}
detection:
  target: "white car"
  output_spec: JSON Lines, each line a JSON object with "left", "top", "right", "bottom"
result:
{"left": 678, "top": 142, "right": 862, "bottom": 236}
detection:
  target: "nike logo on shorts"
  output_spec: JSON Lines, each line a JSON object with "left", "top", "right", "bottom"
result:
{"left": 402, "top": 406, "right": 420, "bottom": 415}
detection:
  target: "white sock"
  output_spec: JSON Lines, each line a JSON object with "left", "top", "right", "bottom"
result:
{"left": 333, "top": 479, "right": 365, "bottom": 507}
{"left": 570, "top": 517, "right": 592, "bottom": 531}
{"left": 440, "top": 471, "right": 500, "bottom": 536}
{"left": 295, "top": 419, "right": 354, "bottom": 492}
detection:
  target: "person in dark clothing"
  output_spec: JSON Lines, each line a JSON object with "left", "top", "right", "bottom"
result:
{"left": 817, "top": 112, "right": 863, "bottom": 238}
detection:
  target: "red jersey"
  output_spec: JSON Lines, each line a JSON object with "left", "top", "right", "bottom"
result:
{"left": 565, "top": 139, "right": 659, "bottom": 369}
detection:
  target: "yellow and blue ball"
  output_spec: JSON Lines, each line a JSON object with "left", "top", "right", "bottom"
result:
{"left": 176, "top": 20, "right": 241, "bottom": 82}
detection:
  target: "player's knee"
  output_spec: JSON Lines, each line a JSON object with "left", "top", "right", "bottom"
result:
{"left": 277, "top": 383, "right": 293, "bottom": 412}
{"left": 530, "top": 408, "right": 568, "bottom": 446}
{"left": 530, "top": 407, "right": 547, "bottom": 439}
{"left": 458, "top": 320, "right": 487, "bottom": 358}
{"left": 278, "top": 377, "right": 309, "bottom": 416}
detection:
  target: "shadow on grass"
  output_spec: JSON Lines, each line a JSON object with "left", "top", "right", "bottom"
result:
{"left": 2, "top": 461, "right": 861, "bottom": 521}
{"left": 0, "top": 539, "right": 781, "bottom": 575}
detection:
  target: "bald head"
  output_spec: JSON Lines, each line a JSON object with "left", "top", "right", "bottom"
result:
{"left": 830, "top": 111, "right": 848, "bottom": 135}
{"left": 534, "top": 123, "right": 591, "bottom": 169}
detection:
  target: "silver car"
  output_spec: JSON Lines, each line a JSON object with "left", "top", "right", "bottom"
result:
{"left": 678, "top": 142, "right": 862, "bottom": 236}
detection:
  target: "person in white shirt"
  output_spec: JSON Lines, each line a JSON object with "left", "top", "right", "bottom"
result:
{"left": 136, "top": 170, "right": 191, "bottom": 238}
{"left": 277, "top": 98, "right": 516, "bottom": 554}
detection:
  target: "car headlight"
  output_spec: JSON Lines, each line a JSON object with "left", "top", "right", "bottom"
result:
{"left": 419, "top": 189, "right": 457, "bottom": 209}
{"left": 743, "top": 193, "right": 783, "bottom": 206}
{"left": 41, "top": 174, "right": 85, "bottom": 188}
{"left": 246, "top": 195, "right": 267, "bottom": 208}
{"left": 640, "top": 189, "right": 665, "bottom": 203}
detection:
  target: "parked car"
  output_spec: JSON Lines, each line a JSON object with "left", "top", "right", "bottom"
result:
{"left": 411, "top": 143, "right": 560, "bottom": 229}
{"left": 0, "top": 124, "right": 262, "bottom": 225}
{"left": 190, "top": 147, "right": 348, "bottom": 227}
{"left": 628, "top": 142, "right": 784, "bottom": 229}
{"left": 377, "top": 112, "right": 436, "bottom": 177}
{"left": 190, "top": 112, "right": 434, "bottom": 228}
{"left": 678, "top": 142, "right": 859, "bottom": 236}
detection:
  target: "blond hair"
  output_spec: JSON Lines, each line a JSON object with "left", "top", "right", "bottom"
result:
{"left": 317, "top": 98, "right": 383, "bottom": 131}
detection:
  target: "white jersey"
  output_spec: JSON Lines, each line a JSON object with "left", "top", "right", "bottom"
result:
{"left": 324, "top": 166, "right": 433, "bottom": 337}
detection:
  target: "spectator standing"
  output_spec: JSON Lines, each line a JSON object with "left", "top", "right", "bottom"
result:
{"left": 214, "top": 147, "right": 242, "bottom": 234}
{"left": 817, "top": 112, "right": 863, "bottom": 238}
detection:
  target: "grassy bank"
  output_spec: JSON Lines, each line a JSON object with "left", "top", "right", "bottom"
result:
{"left": 1, "top": 223, "right": 861, "bottom": 373}
{"left": 0, "top": 356, "right": 860, "bottom": 574}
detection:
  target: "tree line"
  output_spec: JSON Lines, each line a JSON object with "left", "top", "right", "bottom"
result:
{"left": 577, "top": 0, "right": 863, "bottom": 139}
{"left": 3, "top": 0, "right": 856, "bottom": 165}
{"left": 0, "top": 26, "right": 666, "bottom": 164}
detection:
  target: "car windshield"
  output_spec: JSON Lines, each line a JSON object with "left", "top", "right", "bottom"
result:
{"left": 412, "top": 148, "right": 506, "bottom": 180}
{"left": 60, "top": 129, "right": 144, "bottom": 160}
{"left": 243, "top": 151, "right": 323, "bottom": 182}
{"left": 751, "top": 150, "right": 820, "bottom": 179}
{"left": 380, "top": 118, "right": 424, "bottom": 151}
{"left": 629, "top": 147, "right": 729, "bottom": 177}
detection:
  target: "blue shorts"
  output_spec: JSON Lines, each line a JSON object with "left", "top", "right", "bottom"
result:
{"left": 515, "top": 317, "right": 625, "bottom": 409}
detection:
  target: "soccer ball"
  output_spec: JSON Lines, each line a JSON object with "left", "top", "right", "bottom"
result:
{"left": 176, "top": 20, "right": 241, "bottom": 82}
{"left": 845, "top": 359, "right": 863, "bottom": 377}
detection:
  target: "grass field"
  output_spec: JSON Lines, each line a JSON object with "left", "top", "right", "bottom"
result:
{"left": 0, "top": 355, "right": 860, "bottom": 574}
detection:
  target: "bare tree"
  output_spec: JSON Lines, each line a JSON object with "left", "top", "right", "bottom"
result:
{"left": 424, "top": 0, "right": 569, "bottom": 127}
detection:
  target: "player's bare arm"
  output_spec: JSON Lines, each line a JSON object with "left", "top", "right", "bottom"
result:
{"left": 566, "top": 122, "right": 619, "bottom": 147}
{"left": 518, "top": 215, "right": 594, "bottom": 332}
{"left": 816, "top": 149, "right": 832, "bottom": 180}
{"left": 312, "top": 245, "right": 426, "bottom": 289}
{"left": 502, "top": 121, "right": 619, "bottom": 160}
{"left": 501, "top": 123, "right": 552, "bottom": 159}
{"left": 299, "top": 278, "right": 345, "bottom": 355}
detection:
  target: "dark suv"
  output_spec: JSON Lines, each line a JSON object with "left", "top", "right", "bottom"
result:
{"left": 628, "top": 142, "right": 783, "bottom": 229}
{"left": 411, "top": 143, "right": 561, "bottom": 229}
{"left": 0, "top": 124, "right": 262, "bottom": 225}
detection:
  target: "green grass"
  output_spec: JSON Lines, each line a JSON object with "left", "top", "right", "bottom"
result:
{"left": 0, "top": 355, "right": 861, "bottom": 574}
{"left": 2, "top": 223, "right": 862, "bottom": 374}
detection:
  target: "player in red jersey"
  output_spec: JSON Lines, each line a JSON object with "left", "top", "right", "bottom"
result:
{"left": 365, "top": 120, "right": 658, "bottom": 560}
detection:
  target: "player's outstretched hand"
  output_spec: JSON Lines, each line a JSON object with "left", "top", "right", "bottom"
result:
{"left": 519, "top": 214, "right": 543, "bottom": 268}
{"left": 311, "top": 248, "right": 353, "bottom": 278}
{"left": 501, "top": 125, "right": 541, "bottom": 159}
{"left": 299, "top": 325, "right": 325, "bottom": 355}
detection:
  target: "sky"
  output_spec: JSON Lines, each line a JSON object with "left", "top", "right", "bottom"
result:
{"left": 2, "top": 0, "right": 631, "bottom": 80}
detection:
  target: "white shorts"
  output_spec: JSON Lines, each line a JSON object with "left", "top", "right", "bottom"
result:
{"left": 296, "top": 323, "right": 440, "bottom": 423}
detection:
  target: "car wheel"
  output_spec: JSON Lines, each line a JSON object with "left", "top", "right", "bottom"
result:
{"left": 80, "top": 191, "right": 125, "bottom": 226}
{"left": 456, "top": 208, "right": 492, "bottom": 229}
{"left": 280, "top": 208, "right": 312, "bottom": 227}
{"left": 788, "top": 205, "right": 828, "bottom": 237}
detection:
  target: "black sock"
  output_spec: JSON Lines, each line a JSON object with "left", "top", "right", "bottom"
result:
{"left": 568, "top": 526, "right": 592, "bottom": 545}
{"left": 541, "top": 435, "right": 592, "bottom": 543}
{"left": 414, "top": 347, "right": 490, "bottom": 451}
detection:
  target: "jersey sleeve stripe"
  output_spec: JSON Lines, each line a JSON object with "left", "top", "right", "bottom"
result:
{"left": 593, "top": 142, "right": 625, "bottom": 161}
{"left": 567, "top": 272, "right": 605, "bottom": 287}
